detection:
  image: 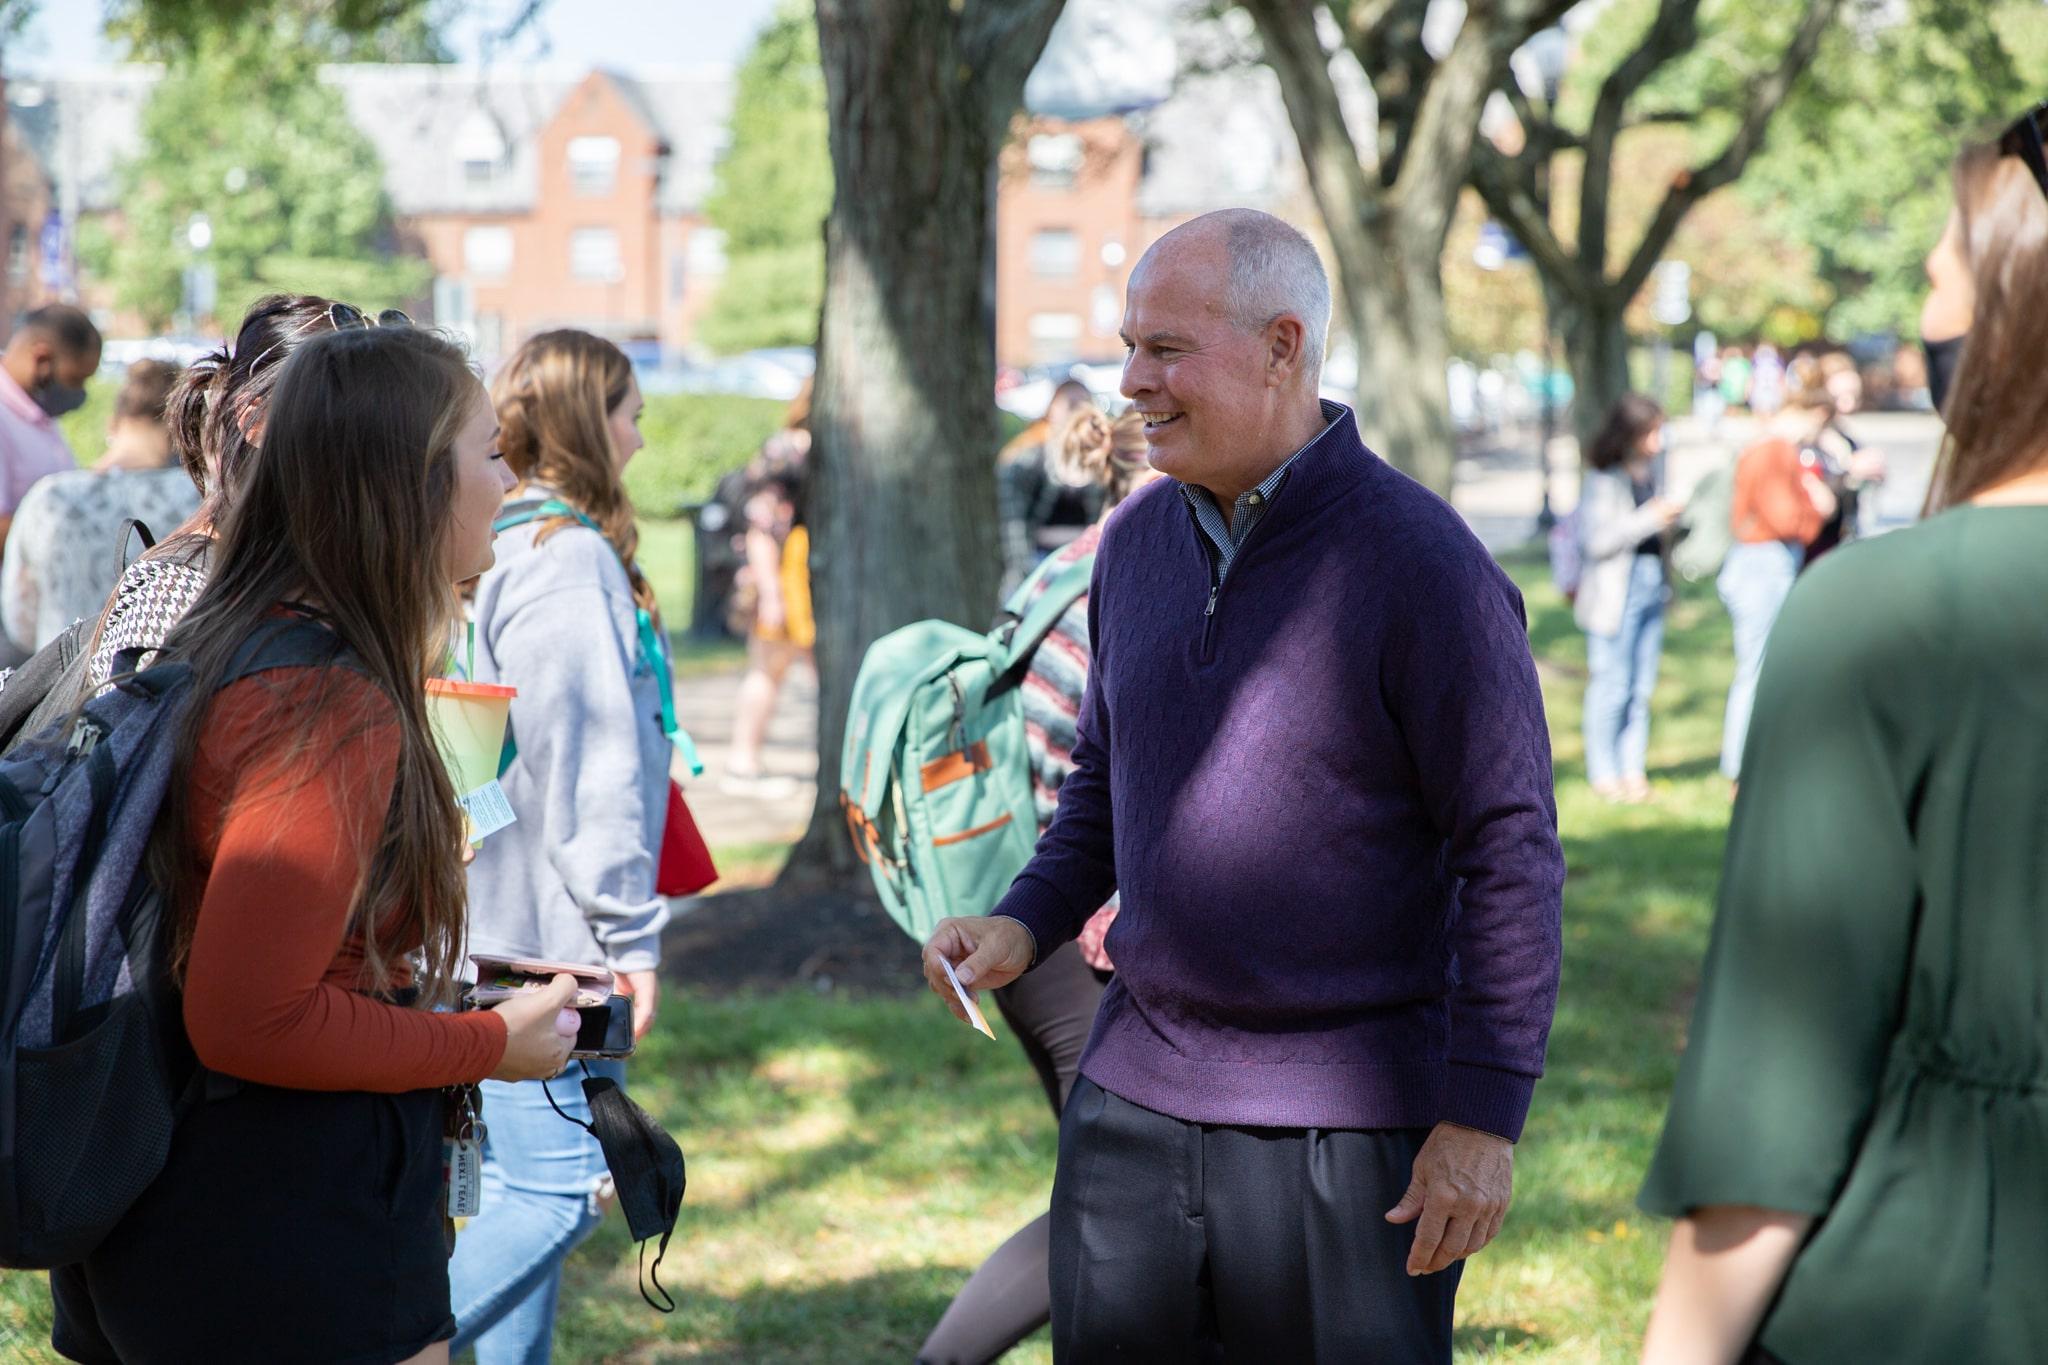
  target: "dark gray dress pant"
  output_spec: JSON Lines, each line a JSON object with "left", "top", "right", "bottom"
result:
{"left": 1049, "top": 1075, "right": 1461, "bottom": 1363}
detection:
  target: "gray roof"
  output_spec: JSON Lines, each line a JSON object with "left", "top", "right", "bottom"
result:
{"left": 6, "top": 63, "right": 733, "bottom": 218}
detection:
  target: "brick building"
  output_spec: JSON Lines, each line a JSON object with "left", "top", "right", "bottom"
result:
{"left": 6, "top": 63, "right": 730, "bottom": 364}
{"left": 995, "top": 68, "right": 1303, "bottom": 369}
{"left": 4, "top": 61, "right": 1302, "bottom": 372}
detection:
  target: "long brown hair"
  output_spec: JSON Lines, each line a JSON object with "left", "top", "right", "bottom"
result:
{"left": 1055, "top": 407, "right": 1151, "bottom": 508}
{"left": 1586, "top": 393, "right": 1665, "bottom": 473}
{"left": 1925, "top": 136, "right": 2048, "bottom": 512}
{"left": 491, "top": 330, "right": 656, "bottom": 615}
{"left": 154, "top": 325, "right": 484, "bottom": 1002}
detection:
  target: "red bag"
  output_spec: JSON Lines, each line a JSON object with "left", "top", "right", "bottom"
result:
{"left": 657, "top": 780, "right": 718, "bottom": 897}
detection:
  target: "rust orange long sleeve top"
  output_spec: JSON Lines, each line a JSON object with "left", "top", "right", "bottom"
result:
{"left": 179, "top": 668, "right": 506, "bottom": 1091}
{"left": 1731, "top": 437, "right": 1825, "bottom": 546}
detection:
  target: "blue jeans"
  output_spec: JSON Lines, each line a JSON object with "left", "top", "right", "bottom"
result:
{"left": 1583, "top": 554, "right": 1667, "bottom": 786}
{"left": 449, "top": 1058, "right": 627, "bottom": 1364}
{"left": 1717, "top": 540, "right": 1802, "bottom": 780}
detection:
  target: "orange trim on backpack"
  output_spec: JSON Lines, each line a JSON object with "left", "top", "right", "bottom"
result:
{"left": 931, "top": 812, "right": 1014, "bottom": 846}
{"left": 920, "top": 741, "right": 992, "bottom": 793}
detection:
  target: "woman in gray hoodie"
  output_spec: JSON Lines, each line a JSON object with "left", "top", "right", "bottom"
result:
{"left": 1574, "top": 394, "right": 1680, "bottom": 803}
{"left": 449, "top": 330, "right": 676, "bottom": 1360}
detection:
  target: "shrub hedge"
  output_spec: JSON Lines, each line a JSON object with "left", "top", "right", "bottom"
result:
{"left": 625, "top": 393, "right": 791, "bottom": 517}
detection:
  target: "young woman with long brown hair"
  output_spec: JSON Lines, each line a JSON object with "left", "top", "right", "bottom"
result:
{"left": 48, "top": 325, "right": 579, "bottom": 1365}
{"left": 449, "top": 329, "right": 677, "bottom": 1360}
{"left": 1639, "top": 104, "right": 2048, "bottom": 1363}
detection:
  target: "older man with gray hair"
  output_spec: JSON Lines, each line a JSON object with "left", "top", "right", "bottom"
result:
{"left": 925, "top": 207, "right": 1563, "bottom": 1361}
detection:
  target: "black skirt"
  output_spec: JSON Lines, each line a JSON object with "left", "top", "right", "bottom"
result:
{"left": 51, "top": 1079, "right": 452, "bottom": 1364}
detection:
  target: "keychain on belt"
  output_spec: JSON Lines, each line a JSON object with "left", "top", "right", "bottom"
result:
{"left": 444, "top": 1084, "right": 486, "bottom": 1219}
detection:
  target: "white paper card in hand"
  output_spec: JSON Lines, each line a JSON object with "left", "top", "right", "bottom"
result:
{"left": 457, "top": 779, "right": 517, "bottom": 844}
{"left": 940, "top": 955, "right": 996, "bottom": 1039}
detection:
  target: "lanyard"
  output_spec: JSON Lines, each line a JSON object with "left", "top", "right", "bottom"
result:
{"left": 491, "top": 497, "right": 703, "bottom": 776}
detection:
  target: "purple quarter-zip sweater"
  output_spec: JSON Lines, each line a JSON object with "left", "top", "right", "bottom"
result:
{"left": 993, "top": 405, "right": 1564, "bottom": 1142}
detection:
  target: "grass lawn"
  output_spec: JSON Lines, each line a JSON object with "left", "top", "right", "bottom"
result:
{"left": 0, "top": 554, "right": 1741, "bottom": 1363}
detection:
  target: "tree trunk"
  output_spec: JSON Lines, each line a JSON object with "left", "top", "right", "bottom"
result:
{"left": 782, "top": 0, "right": 1063, "bottom": 884}
{"left": 1557, "top": 293, "right": 1632, "bottom": 456}
{"left": 1343, "top": 221, "right": 1457, "bottom": 496}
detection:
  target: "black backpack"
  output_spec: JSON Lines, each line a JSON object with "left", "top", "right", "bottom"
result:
{"left": 0, "top": 616, "right": 354, "bottom": 1268}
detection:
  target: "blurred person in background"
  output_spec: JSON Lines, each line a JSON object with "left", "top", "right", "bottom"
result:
{"left": 83, "top": 295, "right": 382, "bottom": 692}
{"left": 1802, "top": 351, "right": 1888, "bottom": 561}
{"left": 1718, "top": 345, "right": 1752, "bottom": 413}
{"left": 724, "top": 386, "right": 813, "bottom": 793}
{"left": 1574, "top": 394, "right": 1679, "bottom": 804}
{"left": 0, "top": 306, "right": 100, "bottom": 529}
{"left": 918, "top": 406, "right": 1156, "bottom": 1365}
{"left": 1641, "top": 103, "right": 2048, "bottom": 1365}
{"left": 96, "top": 358, "right": 183, "bottom": 472}
{"left": 997, "top": 378, "right": 1102, "bottom": 592}
{"left": 1748, "top": 343, "right": 1785, "bottom": 417}
{"left": 1, "top": 359, "right": 195, "bottom": 654}
{"left": 1716, "top": 362, "right": 1840, "bottom": 785}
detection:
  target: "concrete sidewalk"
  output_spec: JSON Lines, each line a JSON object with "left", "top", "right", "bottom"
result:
{"left": 672, "top": 659, "right": 820, "bottom": 851}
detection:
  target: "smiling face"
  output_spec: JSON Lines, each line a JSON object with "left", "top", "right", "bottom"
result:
{"left": 1118, "top": 227, "right": 1311, "bottom": 500}
{"left": 445, "top": 386, "right": 516, "bottom": 582}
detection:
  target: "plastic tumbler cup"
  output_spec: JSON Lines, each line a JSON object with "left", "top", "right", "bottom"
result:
{"left": 425, "top": 679, "right": 517, "bottom": 835}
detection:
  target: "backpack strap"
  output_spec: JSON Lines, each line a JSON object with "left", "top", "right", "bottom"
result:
{"left": 116, "top": 518, "right": 156, "bottom": 573}
{"left": 994, "top": 554, "right": 1095, "bottom": 689}
{"left": 221, "top": 614, "right": 356, "bottom": 686}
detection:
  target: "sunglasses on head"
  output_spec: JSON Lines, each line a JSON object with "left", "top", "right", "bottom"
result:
{"left": 243, "top": 302, "right": 414, "bottom": 376}
{"left": 2000, "top": 100, "right": 2048, "bottom": 201}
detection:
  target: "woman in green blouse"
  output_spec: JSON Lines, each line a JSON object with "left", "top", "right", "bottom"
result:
{"left": 1640, "top": 108, "right": 2048, "bottom": 1364}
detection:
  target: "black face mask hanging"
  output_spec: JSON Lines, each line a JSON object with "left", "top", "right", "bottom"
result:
{"left": 546, "top": 1069, "right": 686, "bottom": 1311}
{"left": 1924, "top": 333, "right": 1965, "bottom": 418}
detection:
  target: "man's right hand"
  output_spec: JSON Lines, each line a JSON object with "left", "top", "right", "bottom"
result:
{"left": 923, "top": 916, "right": 1035, "bottom": 1020}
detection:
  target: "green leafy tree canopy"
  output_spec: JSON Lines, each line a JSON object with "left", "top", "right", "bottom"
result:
{"left": 80, "top": 21, "right": 431, "bottom": 331}
{"left": 1741, "top": 0, "right": 2040, "bottom": 340}
{"left": 698, "top": 0, "right": 831, "bottom": 356}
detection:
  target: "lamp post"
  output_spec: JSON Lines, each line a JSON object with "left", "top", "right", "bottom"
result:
{"left": 1525, "top": 26, "right": 1569, "bottom": 534}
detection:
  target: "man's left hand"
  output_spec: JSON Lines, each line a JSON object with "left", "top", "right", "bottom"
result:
{"left": 1384, "top": 1122, "right": 1514, "bottom": 1275}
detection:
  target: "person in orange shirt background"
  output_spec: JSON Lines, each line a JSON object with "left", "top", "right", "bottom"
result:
{"left": 1717, "top": 355, "right": 1840, "bottom": 785}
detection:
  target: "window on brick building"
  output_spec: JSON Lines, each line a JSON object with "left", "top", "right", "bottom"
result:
{"left": 568, "top": 136, "right": 621, "bottom": 196}
{"left": 1029, "top": 229, "right": 1081, "bottom": 279}
{"left": 1027, "top": 134, "right": 1083, "bottom": 189}
{"left": 456, "top": 109, "right": 506, "bottom": 186}
{"left": 570, "top": 228, "right": 623, "bottom": 282}
{"left": 1028, "top": 311, "right": 1083, "bottom": 363}
{"left": 462, "top": 226, "right": 514, "bottom": 279}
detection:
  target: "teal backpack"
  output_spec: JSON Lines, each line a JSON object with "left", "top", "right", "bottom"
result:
{"left": 841, "top": 552, "right": 1095, "bottom": 943}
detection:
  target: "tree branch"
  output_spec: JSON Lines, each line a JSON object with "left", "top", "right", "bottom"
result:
{"left": 1391, "top": 0, "right": 1574, "bottom": 247}
{"left": 1242, "top": 0, "right": 1386, "bottom": 245}
{"left": 1579, "top": 0, "right": 1701, "bottom": 278}
{"left": 1612, "top": 0, "right": 1841, "bottom": 305}
{"left": 1341, "top": 0, "right": 1432, "bottom": 184}
{"left": 1470, "top": 138, "right": 1588, "bottom": 305}
{"left": 963, "top": 0, "right": 1068, "bottom": 124}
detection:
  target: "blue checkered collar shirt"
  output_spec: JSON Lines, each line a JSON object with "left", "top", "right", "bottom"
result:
{"left": 1179, "top": 399, "right": 1345, "bottom": 587}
